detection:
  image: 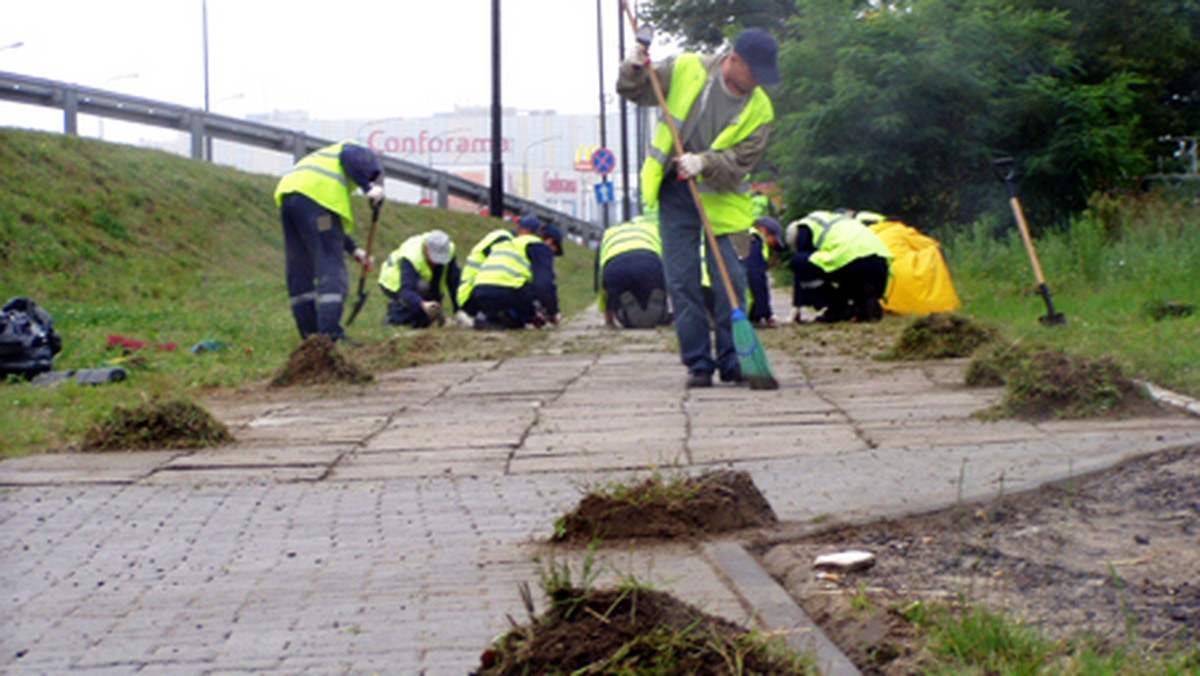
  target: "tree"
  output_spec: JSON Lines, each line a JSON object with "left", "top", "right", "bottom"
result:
{"left": 638, "top": 0, "right": 797, "bottom": 50}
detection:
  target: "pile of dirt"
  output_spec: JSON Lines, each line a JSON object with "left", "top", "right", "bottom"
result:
{"left": 982, "top": 348, "right": 1165, "bottom": 420}
{"left": 82, "top": 398, "right": 233, "bottom": 451}
{"left": 760, "top": 446, "right": 1200, "bottom": 673}
{"left": 553, "top": 469, "right": 777, "bottom": 542}
{"left": 881, "top": 313, "right": 994, "bottom": 360}
{"left": 269, "top": 334, "right": 370, "bottom": 387}
{"left": 474, "top": 586, "right": 809, "bottom": 675}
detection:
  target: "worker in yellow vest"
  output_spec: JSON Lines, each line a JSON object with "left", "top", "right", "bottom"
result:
{"left": 377, "top": 230, "right": 460, "bottom": 328}
{"left": 274, "top": 140, "right": 384, "bottom": 342}
{"left": 598, "top": 213, "right": 669, "bottom": 329}
{"left": 471, "top": 225, "right": 563, "bottom": 330}
{"left": 457, "top": 215, "right": 546, "bottom": 319}
{"left": 785, "top": 211, "right": 894, "bottom": 323}
{"left": 743, "top": 216, "right": 786, "bottom": 327}
{"left": 618, "top": 28, "right": 780, "bottom": 388}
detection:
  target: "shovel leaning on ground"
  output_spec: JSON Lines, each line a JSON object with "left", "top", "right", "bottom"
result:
{"left": 992, "top": 157, "right": 1066, "bottom": 326}
{"left": 345, "top": 199, "right": 382, "bottom": 327}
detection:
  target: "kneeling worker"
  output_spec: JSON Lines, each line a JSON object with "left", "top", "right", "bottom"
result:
{"left": 457, "top": 215, "right": 546, "bottom": 318}
{"left": 471, "top": 224, "right": 563, "bottom": 329}
{"left": 378, "top": 229, "right": 460, "bottom": 328}
{"left": 598, "top": 213, "right": 669, "bottom": 329}
{"left": 786, "top": 211, "right": 893, "bottom": 323}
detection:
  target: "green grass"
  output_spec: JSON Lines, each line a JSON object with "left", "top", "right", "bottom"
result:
{"left": 0, "top": 129, "right": 596, "bottom": 457}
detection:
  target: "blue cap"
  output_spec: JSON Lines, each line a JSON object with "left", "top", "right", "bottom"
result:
{"left": 734, "top": 29, "right": 780, "bottom": 86}
{"left": 540, "top": 224, "right": 564, "bottom": 256}
{"left": 518, "top": 215, "right": 543, "bottom": 233}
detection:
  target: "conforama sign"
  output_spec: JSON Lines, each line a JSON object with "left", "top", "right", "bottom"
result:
{"left": 365, "top": 129, "right": 511, "bottom": 156}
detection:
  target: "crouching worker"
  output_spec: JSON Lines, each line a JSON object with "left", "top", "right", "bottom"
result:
{"left": 743, "top": 216, "right": 786, "bottom": 328}
{"left": 471, "top": 224, "right": 562, "bottom": 329}
{"left": 785, "top": 211, "right": 893, "bottom": 323}
{"left": 598, "top": 213, "right": 669, "bottom": 329}
{"left": 378, "top": 229, "right": 460, "bottom": 328}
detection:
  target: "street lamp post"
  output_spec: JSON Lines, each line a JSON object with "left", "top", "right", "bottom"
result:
{"left": 522, "top": 135, "right": 561, "bottom": 199}
{"left": 99, "top": 72, "right": 138, "bottom": 140}
{"left": 205, "top": 93, "right": 244, "bottom": 162}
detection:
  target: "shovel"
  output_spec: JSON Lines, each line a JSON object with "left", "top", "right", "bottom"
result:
{"left": 992, "top": 157, "right": 1066, "bottom": 326}
{"left": 345, "top": 199, "right": 382, "bottom": 327}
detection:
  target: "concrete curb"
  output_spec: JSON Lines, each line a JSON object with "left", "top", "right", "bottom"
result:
{"left": 703, "top": 541, "right": 861, "bottom": 675}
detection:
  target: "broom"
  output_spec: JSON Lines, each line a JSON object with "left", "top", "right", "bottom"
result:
{"left": 620, "top": 3, "right": 778, "bottom": 390}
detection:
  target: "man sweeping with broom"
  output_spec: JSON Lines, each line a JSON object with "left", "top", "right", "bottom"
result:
{"left": 617, "top": 20, "right": 780, "bottom": 389}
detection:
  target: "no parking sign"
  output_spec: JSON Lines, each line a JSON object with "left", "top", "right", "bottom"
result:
{"left": 591, "top": 148, "right": 615, "bottom": 175}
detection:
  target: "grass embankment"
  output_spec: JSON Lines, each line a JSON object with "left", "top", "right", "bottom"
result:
{"left": 0, "top": 129, "right": 596, "bottom": 457}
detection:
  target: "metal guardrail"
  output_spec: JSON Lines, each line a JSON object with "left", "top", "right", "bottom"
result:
{"left": 0, "top": 70, "right": 603, "bottom": 241}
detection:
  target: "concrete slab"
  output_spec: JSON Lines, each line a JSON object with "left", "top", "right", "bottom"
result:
{"left": 0, "top": 451, "right": 183, "bottom": 485}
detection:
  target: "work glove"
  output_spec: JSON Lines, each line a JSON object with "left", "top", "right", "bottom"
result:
{"left": 366, "top": 183, "right": 385, "bottom": 206}
{"left": 676, "top": 152, "right": 705, "bottom": 180}
{"left": 453, "top": 310, "right": 474, "bottom": 328}
{"left": 421, "top": 300, "right": 441, "bottom": 319}
{"left": 352, "top": 248, "right": 374, "bottom": 272}
{"left": 531, "top": 313, "right": 547, "bottom": 329}
{"left": 625, "top": 25, "right": 652, "bottom": 68}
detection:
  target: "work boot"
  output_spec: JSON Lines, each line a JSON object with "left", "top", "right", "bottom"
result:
{"left": 686, "top": 371, "right": 713, "bottom": 388}
{"left": 720, "top": 366, "right": 745, "bottom": 384}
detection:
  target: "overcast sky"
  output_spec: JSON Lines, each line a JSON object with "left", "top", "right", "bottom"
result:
{"left": 2, "top": 0, "right": 671, "bottom": 124}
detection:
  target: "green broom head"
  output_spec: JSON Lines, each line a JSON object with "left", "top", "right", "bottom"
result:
{"left": 731, "top": 308, "right": 779, "bottom": 390}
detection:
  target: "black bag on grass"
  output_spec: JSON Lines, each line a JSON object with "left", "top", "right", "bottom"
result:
{"left": 0, "top": 297, "right": 63, "bottom": 379}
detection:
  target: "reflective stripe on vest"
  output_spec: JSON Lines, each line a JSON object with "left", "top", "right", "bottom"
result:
{"left": 274, "top": 141, "right": 356, "bottom": 231}
{"left": 474, "top": 234, "right": 541, "bottom": 289}
{"left": 640, "top": 54, "right": 774, "bottom": 235}
{"left": 378, "top": 232, "right": 456, "bottom": 296}
{"left": 600, "top": 219, "right": 661, "bottom": 267}
{"left": 800, "top": 211, "right": 895, "bottom": 272}
{"left": 457, "top": 229, "right": 513, "bottom": 307}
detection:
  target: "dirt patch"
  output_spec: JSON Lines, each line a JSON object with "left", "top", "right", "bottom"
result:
{"left": 269, "top": 334, "right": 370, "bottom": 387}
{"left": 553, "top": 469, "right": 777, "bottom": 542}
{"left": 473, "top": 586, "right": 810, "bottom": 675}
{"left": 759, "top": 445, "right": 1200, "bottom": 673}
{"left": 82, "top": 398, "right": 233, "bottom": 451}
{"left": 881, "top": 313, "right": 995, "bottom": 360}
{"left": 981, "top": 349, "right": 1168, "bottom": 420}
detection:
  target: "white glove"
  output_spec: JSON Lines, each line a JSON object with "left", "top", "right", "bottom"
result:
{"left": 352, "top": 248, "right": 374, "bottom": 272}
{"left": 366, "top": 183, "right": 385, "bottom": 205}
{"left": 453, "top": 310, "right": 474, "bottom": 328}
{"left": 420, "top": 300, "right": 441, "bottom": 318}
{"left": 676, "top": 153, "right": 705, "bottom": 179}
{"left": 626, "top": 42, "right": 650, "bottom": 68}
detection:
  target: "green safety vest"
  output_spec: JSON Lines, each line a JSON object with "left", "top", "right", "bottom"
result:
{"left": 798, "top": 211, "right": 894, "bottom": 272}
{"left": 274, "top": 141, "right": 357, "bottom": 231}
{"left": 641, "top": 54, "right": 774, "bottom": 235}
{"left": 598, "top": 217, "right": 662, "bottom": 311}
{"left": 474, "top": 234, "right": 542, "bottom": 290}
{"left": 378, "top": 232, "right": 457, "bottom": 296}
{"left": 457, "top": 229, "right": 513, "bottom": 307}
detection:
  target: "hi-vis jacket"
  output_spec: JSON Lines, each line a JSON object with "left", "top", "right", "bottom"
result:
{"left": 378, "top": 232, "right": 458, "bottom": 302}
{"left": 475, "top": 234, "right": 559, "bottom": 316}
{"left": 457, "top": 228, "right": 513, "bottom": 308}
{"left": 796, "top": 211, "right": 894, "bottom": 273}
{"left": 274, "top": 141, "right": 358, "bottom": 231}
{"left": 641, "top": 54, "right": 774, "bottom": 235}
{"left": 598, "top": 216, "right": 663, "bottom": 311}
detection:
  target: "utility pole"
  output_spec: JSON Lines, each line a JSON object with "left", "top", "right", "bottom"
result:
{"left": 596, "top": 0, "right": 609, "bottom": 229}
{"left": 489, "top": 0, "right": 504, "bottom": 219}
{"left": 617, "top": 0, "right": 632, "bottom": 222}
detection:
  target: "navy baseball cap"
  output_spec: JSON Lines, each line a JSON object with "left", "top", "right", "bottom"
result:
{"left": 518, "top": 215, "right": 543, "bottom": 232}
{"left": 540, "top": 224, "right": 564, "bottom": 256}
{"left": 734, "top": 29, "right": 781, "bottom": 86}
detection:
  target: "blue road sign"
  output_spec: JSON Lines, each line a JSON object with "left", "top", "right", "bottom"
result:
{"left": 594, "top": 181, "right": 614, "bottom": 204}
{"left": 591, "top": 148, "right": 616, "bottom": 175}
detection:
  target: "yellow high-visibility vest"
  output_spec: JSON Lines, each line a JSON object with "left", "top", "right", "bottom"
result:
{"left": 641, "top": 54, "right": 774, "bottom": 235}
{"left": 274, "top": 141, "right": 356, "bottom": 231}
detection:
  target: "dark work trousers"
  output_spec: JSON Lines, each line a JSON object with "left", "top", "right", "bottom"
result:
{"left": 790, "top": 253, "right": 889, "bottom": 321}
{"left": 386, "top": 279, "right": 437, "bottom": 328}
{"left": 280, "top": 193, "right": 350, "bottom": 340}
{"left": 603, "top": 250, "right": 667, "bottom": 328}
{"left": 470, "top": 284, "right": 536, "bottom": 328}
{"left": 658, "top": 172, "right": 746, "bottom": 378}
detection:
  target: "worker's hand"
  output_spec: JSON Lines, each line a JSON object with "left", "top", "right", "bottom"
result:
{"left": 676, "top": 153, "right": 705, "bottom": 180}
{"left": 366, "top": 183, "right": 385, "bottom": 206}
{"left": 421, "top": 300, "right": 441, "bottom": 318}
{"left": 626, "top": 42, "right": 650, "bottom": 68}
{"left": 352, "top": 248, "right": 375, "bottom": 272}
{"left": 453, "top": 310, "right": 474, "bottom": 328}
{"left": 531, "top": 313, "right": 547, "bottom": 329}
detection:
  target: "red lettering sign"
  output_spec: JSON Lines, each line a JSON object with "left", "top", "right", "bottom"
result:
{"left": 543, "top": 171, "right": 577, "bottom": 194}
{"left": 365, "top": 130, "right": 510, "bottom": 157}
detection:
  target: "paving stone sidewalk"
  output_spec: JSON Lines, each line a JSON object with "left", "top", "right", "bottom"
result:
{"left": 3, "top": 300, "right": 1200, "bottom": 675}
